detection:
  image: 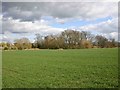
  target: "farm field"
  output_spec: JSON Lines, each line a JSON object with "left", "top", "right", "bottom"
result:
{"left": 2, "top": 48, "right": 118, "bottom": 88}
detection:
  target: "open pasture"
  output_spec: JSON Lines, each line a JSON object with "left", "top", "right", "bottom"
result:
{"left": 2, "top": 48, "right": 118, "bottom": 88}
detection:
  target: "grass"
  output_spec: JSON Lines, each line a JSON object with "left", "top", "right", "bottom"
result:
{"left": 2, "top": 48, "right": 118, "bottom": 88}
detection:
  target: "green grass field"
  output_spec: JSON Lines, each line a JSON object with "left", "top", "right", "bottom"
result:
{"left": 2, "top": 48, "right": 118, "bottom": 88}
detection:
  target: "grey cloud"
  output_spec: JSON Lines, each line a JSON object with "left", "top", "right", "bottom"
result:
{"left": 0, "top": 9, "right": 1, "bottom": 40}
{"left": 2, "top": 2, "right": 118, "bottom": 21}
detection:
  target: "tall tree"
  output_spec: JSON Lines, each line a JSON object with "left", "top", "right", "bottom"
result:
{"left": 34, "top": 34, "right": 44, "bottom": 48}
{"left": 61, "top": 30, "right": 81, "bottom": 48}
{"left": 95, "top": 35, "right": 108, "bottom": 48}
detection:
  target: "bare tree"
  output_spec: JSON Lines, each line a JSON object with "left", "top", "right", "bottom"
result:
{"left": 95, "top": 35, "right": 108, "bottom": 48}
{"left": 14, "top": 37, "right": 32, "bottom": 50}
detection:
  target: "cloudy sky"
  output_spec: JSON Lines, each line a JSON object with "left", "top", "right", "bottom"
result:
{"left": 1, "top": 2, "right": 118, "bottom": 42}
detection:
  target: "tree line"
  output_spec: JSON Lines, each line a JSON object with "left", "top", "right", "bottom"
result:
{"left": 0, "top": 29, "right": 119, "bottom": 50}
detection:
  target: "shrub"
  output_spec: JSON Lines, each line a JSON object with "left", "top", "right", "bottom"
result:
{"left": 81, "top": 40, "right": 92, "bottom": 49}
{"left": 4, "top": 46, "right": 9, "bottom": 50}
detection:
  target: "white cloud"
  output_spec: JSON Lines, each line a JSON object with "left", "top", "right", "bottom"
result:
{"left": 2, "top": 17, "right": 64, "bottom": 42}
{"left": 79, "top": 18, "right": 118, "bottom": 41}
{"left": 3, "top": 17, "right": 64, "bottom": 34}
{"left": 109, "top": 32, "right": 118, "bottom": 40}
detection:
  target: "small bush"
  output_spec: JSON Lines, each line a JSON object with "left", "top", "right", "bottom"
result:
{"left": 4, "top": 46, "right": 9, "bottom": 50}
{"left": 81, "top": 40, "right": 92, "bottom": 49}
